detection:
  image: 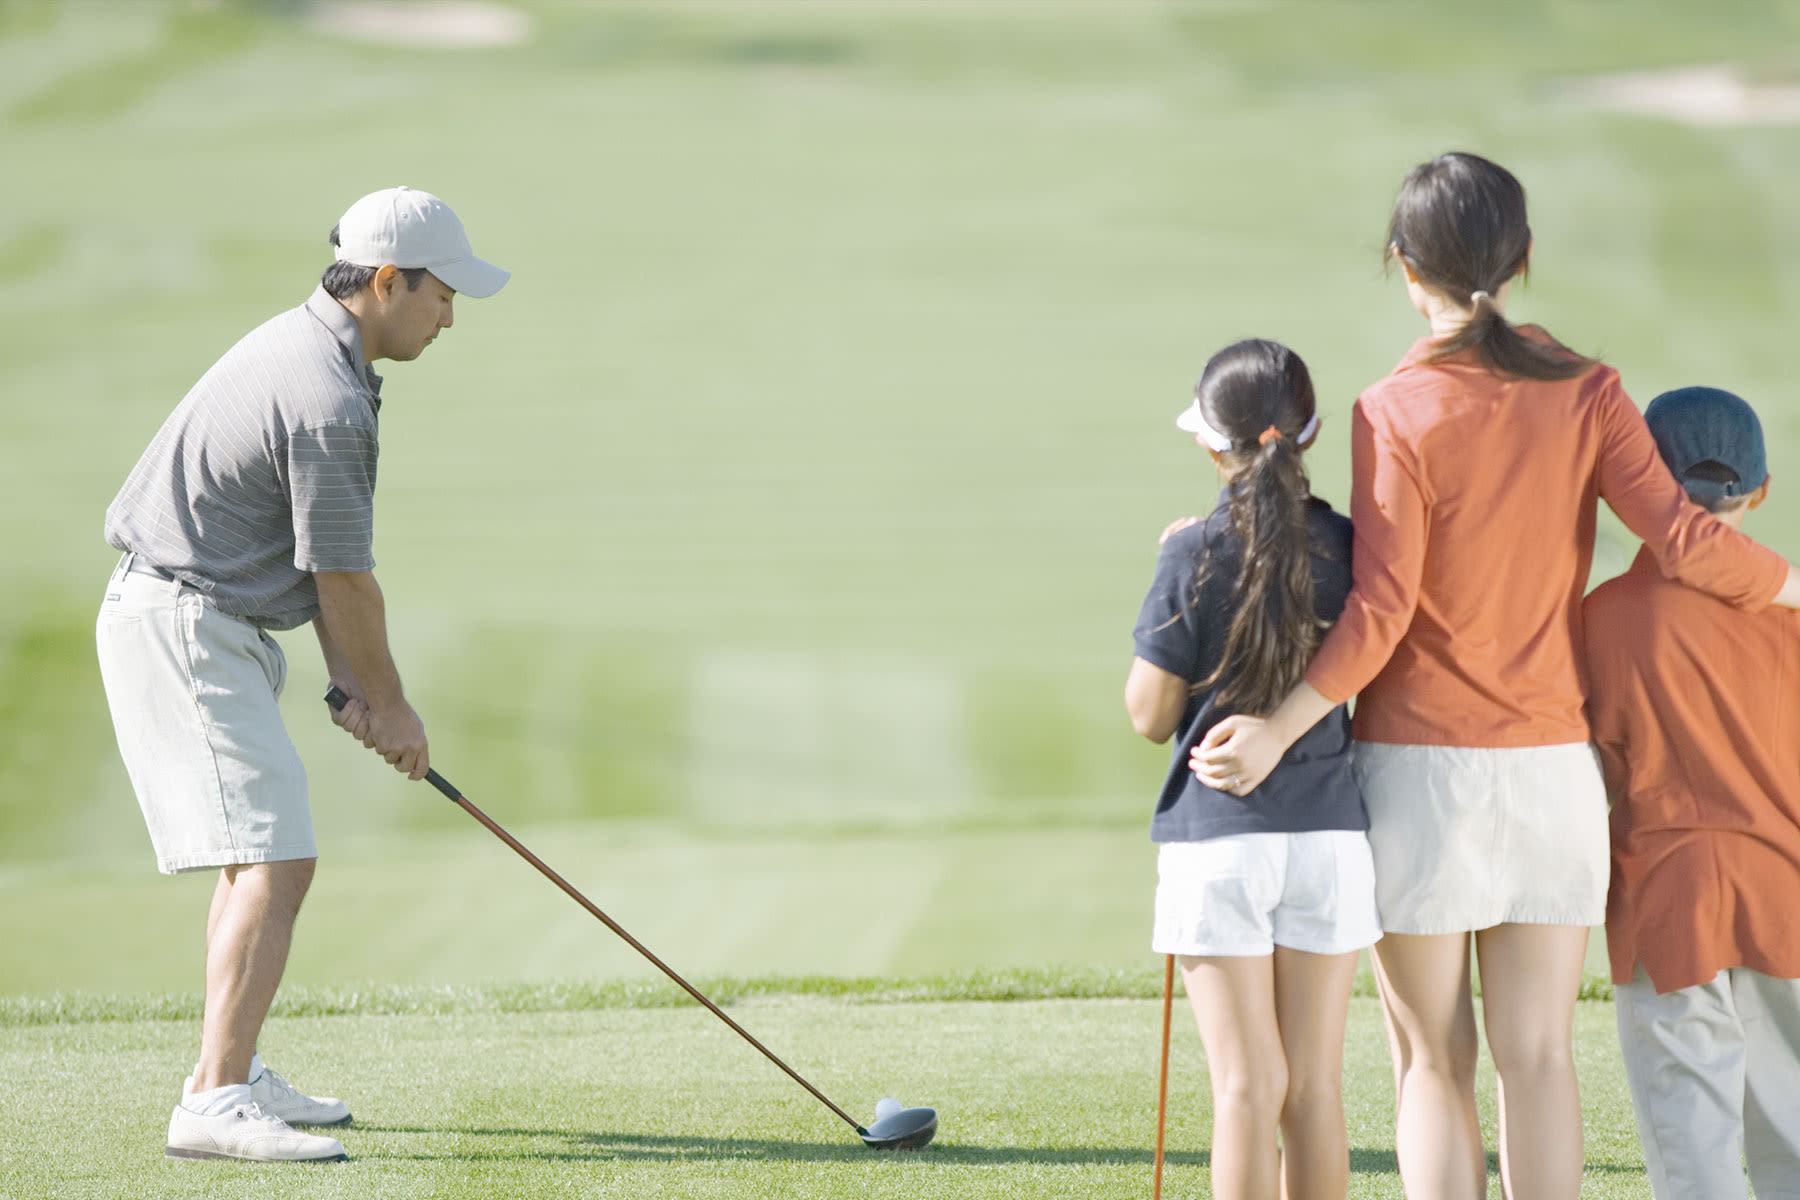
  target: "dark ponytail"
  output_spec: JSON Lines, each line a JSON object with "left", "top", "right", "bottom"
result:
{"left": 1191, "top": 340, "right": 1328, "bottom": 716}
{"left": 1388, "top": 152, "right": 1593, "bottom": 382}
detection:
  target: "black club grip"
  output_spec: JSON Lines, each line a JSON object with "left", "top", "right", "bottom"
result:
{"left": 322, "top": 686, "right": 457, "bottom": 801}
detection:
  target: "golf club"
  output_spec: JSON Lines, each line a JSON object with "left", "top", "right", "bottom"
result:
{"left": 324, "top": 686, "right": 937, "bottom": 1151}
{"left": 1153, "top": 953, "right": 1173, "bottom": 1200}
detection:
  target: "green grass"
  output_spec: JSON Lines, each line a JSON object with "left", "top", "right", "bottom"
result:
{"left": 2, "top": 4, "right": 1793, "bottom": 1193}
{"left": 0, "top": 966, "right": 1623, "bottom": 1030}
{"left": 0, "top": 980, "right": 1653, "bottom": 1200}
{"left": 0, "top": 822, "right": 1616, "bottom": 998}
{"left": 0, "top": 970, "right": 1194, "bottom": 1027}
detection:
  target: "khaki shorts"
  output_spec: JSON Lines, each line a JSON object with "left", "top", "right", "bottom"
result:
{"left": 95, "top": 557, "right": 314, "bottom": 874}
{"left": 1353, "top": 741, "right": 1608, "bottom": 934}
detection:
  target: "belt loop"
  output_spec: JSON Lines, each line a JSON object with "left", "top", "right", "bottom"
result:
{"left": 116, "top": 550, "right": 136, "bottom": 580}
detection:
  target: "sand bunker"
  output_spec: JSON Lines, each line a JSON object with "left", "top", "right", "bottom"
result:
{"left": 305, "top": 1, "right": 535, "bottom": 49}
{"left": 1560, "top": 65, "right": 1800, "bottom": 127}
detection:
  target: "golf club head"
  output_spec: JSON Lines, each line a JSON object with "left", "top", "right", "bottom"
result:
{"left": 859, "top": 1106, "right": 937, "bottom": 1150}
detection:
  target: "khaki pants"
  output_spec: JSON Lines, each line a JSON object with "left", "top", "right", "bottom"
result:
{"left": 1616, "top": 966, "right": 1800, "bottom": 1200}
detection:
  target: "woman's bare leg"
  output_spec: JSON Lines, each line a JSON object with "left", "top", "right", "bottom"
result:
{"left": 1474, "top": 923, "right": 1588, "bottom": 1200}
{"left": 1372, "top": 932, "right": 1486, "bottom": 1200}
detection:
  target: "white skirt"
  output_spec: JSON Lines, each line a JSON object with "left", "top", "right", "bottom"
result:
{"left": 1353, "top": 741, "right": 1608, "bottom": 935}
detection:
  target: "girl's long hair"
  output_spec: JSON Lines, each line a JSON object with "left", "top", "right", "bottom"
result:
{"left": 1387, "top": 152, "right": 1593, "bottom": 381}
{"left": 1192, "top": 339, "right": 1328, "bottom": 716}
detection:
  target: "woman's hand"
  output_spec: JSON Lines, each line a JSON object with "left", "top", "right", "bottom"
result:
{"left": 1191, "top": 715, "right": 1286, "bottom": 794}
{"left": 1159, "top": 516, "right": 1201, "bottom": 545}
{"left": 1190, "top": 681, "right": 1338, "bottom": 795}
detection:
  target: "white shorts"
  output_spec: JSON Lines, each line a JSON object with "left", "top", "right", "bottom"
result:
{"left": 95, "top": 558, "right": 314, "bottom": 874}
{"left": 1151, "top": 830, "right": 1382, "bottom": 958}
{"left": 1354, "top": 741, "right": 1608, "bottom": 934}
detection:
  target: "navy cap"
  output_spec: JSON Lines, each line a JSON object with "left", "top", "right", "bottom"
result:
{"left": 1643, "top": 386, "right": 1768, "bottom": 503}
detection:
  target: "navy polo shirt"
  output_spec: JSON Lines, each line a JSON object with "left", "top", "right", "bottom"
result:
{"left": 1132, "top": 492, "right": 1366, "bottom": 843}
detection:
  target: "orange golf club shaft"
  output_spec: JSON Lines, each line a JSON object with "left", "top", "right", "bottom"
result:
{"left": 322, "top": 686, "right": 865, "bottom": 1134}
{"left": 1154, "top": 953, "right": 1174, "bottom": 1200}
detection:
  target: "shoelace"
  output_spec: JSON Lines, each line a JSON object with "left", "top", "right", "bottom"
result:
{"left": 256, "top": 1067, "right": 300, "bottom": 1100}
{"left": 232, "top": 1102, "right": 293, "bottom": 1129}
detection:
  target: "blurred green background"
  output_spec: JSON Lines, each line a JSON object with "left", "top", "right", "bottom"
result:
{"left": 3, "top": 0, "right": 1798, "bottom": 996}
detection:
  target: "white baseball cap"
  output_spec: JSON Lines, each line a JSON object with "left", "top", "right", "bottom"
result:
{"left": 333, "top": 186, "right": 509, "bottom": 298}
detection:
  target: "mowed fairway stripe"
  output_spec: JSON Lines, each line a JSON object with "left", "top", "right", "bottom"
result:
{"left": 0, "top": 827, "right": 1153, "bottom": 996}
{"left": 687, "top": 650, "right": 971, "bottom": 829}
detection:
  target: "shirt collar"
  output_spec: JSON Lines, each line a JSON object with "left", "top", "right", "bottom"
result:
{"left": 303, "top": 286, "right": 384, "bottom": 411}
{"left": 1389, "top": 332, "right": 1432, "bottom": 367}
{"left": 1395, "top": 335, "right": 1445, "bottom": 372}
{"left": 1392, "top": 323, "right": 1556, "bottom": 374}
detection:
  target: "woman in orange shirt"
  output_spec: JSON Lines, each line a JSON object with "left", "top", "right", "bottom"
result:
{"left": 1193, "top": 152, "right": 1800, "bottom": 1200}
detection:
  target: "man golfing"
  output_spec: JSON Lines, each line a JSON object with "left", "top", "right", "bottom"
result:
{"left": 95, "top": 186, "right": 507, "bottom": 1163}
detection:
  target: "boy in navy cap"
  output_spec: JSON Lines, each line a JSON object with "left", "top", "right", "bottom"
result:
{"left": 1583, "top": 386, "right": 1800, "bottom": 1198}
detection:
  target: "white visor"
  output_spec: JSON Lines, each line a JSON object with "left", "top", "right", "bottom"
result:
{"left": 1176, "top": 398, "right": 1319, "bottom": 451}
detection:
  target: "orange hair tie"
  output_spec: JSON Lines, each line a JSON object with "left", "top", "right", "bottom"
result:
{"left": 1257, "top": 425, "right": 1284, "bottom": 446}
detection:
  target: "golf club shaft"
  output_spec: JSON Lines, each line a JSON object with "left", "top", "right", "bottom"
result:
{"left": 324, "top": 687, "right": 864, "bottom": 1133}
{"left": 1153, "top": 953, "right": 1173, "bottom": 1200}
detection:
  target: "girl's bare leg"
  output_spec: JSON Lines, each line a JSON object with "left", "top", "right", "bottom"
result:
{"left": 1183, "top": 954, "right": 1288, "bottom": 1200}
{"left": 1372, "top": 932, "right": 1487, "bottom": 1200}
{"left": 1272, "top": 945, "right": 1360, "bottom": 1200}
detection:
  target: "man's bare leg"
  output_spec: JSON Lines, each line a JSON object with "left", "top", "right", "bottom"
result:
{"left": 191, "top": 859, "right": 315, "bottom": 1093}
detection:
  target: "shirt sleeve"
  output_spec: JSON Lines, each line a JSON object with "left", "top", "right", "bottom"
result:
{"left": 288, "top": 421, "right": 378, "bottom": 573}
{"left": 1132, "top": 537, "right": 1205, "bottom": 681}
{"left": 1594, "top": 375, "right": 1786, "bottom": 611}
{"left": 1305, "top": 399, "right": 1429, "bottom": 704}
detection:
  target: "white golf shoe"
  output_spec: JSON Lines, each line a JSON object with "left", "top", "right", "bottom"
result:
{"left": 165, "top": 1099, "right": 347, "bottom": 1162}
{"left": 183, "top": 1055, "right": 352, "bottom": 1127}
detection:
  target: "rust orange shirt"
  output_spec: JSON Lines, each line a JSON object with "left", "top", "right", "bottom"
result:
{"left": 1584, "top": 549, "right": 1800, "bottom": 993}
{"left": 1305, "top": 335, "right": 1787, "bottom": 746}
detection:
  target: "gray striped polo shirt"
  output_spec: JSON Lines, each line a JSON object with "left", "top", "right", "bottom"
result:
{"left": 104, "top": 287, "right": 383, "bottom": 630}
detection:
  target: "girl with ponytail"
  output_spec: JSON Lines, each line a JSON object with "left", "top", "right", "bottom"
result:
{"left": 1126, "top": 338, "right": 1380, "bottom": 1200}
{"left": 1196, "top": 153, "right": 1800, "bottom": 1199}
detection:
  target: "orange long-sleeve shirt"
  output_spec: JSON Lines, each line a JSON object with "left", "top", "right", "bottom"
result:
{"left": 1585, "top": 549, "right": 1800, "bottom": 993}
{"left": 1306, "top": 335, "right": 1787, "bottom": 746}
